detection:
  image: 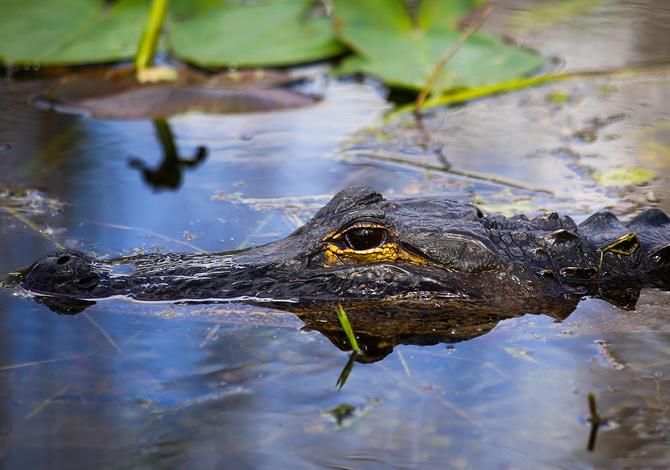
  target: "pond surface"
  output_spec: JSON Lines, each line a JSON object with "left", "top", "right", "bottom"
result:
{"left": 2, "top": 1, "right": 670, "bottom": 468}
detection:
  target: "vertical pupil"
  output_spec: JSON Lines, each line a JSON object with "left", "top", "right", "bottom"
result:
{"left": 345, "top": 228, "right": 385, "bottom": 250}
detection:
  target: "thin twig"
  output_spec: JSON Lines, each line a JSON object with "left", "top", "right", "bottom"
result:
{"left": 586, "top": 392, "right": 608, "bottom": 451}
{"left": 353, "top": 150, "right": 553, "bottom": 194}
{"left": 414, "top": 5, "right": 494, "bottom": 113}
{"left": 24, "top": 385, "right": 70, "bottom": 421}
{"left": 83, "top": 312, "right": 122, "bottom": 354}
{"left": 87, "top": 221, "right": 206, "bottom": 252}
{"left": 0, "top": 354, "right": 93, "bottom": 371}
{"left": 396, "top": 349, "right": 412, "bottom": 378}
{"left": 199, "top": 323, "right": 221, "bottom": 349}
{"left": 5, "top": 207, "right": 64, "bottom": 249}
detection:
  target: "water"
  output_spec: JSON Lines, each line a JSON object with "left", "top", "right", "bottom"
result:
{"left": 3, "top": 1, "right": 670, "bottom": 468}
{"left": 3, "top": 293, "right": 669, "bottom": 468}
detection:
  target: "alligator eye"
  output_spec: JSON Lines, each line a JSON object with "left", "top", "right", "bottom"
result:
{"left": 344, "top": 227, "right": 386, "bottom": 251}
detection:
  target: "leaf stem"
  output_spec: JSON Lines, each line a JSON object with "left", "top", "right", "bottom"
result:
{"left": 397, "top": 64, "right": 670, "bottom": 116}
{"left": 135, "top": 0, "right": 169, "bottom": 70}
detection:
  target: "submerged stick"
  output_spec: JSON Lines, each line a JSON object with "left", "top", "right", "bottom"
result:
{"left": 586, "top": 391, "right": 608, "bottom": 452}
{"left": 0, "top": 354, "right": 93, "bottom": 371}
{"left": 199, "top": 323, "right": 221, "bottom": 349}
{"left": 24, "top": 385, "right": 70, "bottom": 421}
{"left": 396, "top": 349, "right": 412, "bottom": 378}
{"left": 83, "top": 312, "right": 122, "bottom": 354}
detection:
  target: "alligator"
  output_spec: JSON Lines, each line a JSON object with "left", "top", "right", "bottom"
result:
{"left": 15, "top": 186, "right": 670, "bottom": 360}
{"left": 18, "top": 185, "right": 669, "bottom": 306}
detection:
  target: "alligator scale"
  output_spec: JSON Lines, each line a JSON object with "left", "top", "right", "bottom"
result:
{"left": 20, "top": 187, "right": 670, "bottom": 310}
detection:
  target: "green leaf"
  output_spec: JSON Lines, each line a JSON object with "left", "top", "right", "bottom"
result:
{"left": 336, "top": 305, "right": 360, "bottom": 353}
{"left": 168, "top": 0, "right": 345, "bottom": 68}
{"left": 51, "top": 0, "right": 151, "bottom": 65}
{"left": 418, "top": 0, "right": 487, "bottom": 29}
{"left": 0, "top": 0, "right": 343, "bottom": 69}
{"left": 0, "top": 0, "right": 151, "bottom": 67}
{"left": 332, "top": 0, "right": 546, "bottom": 93}
{"left": 0, "top": 0, "right": 101, "bottom": 65}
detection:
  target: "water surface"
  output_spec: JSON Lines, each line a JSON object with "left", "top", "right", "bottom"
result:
{"left": 2, "top": 1, "right": 670, "bottom": 468}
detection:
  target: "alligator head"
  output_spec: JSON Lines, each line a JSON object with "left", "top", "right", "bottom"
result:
{"left": 18, "top": 187, "right": 670, "bottom": 315}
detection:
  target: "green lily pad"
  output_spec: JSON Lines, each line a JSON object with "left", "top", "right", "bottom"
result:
{"left": 168, "top": 0, "right": 345, "bottom": 68}
{"left": 331, "top": 0, "right": 546, "bottom": 92}
{"left": 0, "top": 0, "right": 343, "bottom": 69}
{"left": 593, "top": 167, "right": 657, "bottom": 187}
{"left": 0, "top": 0, "right": 149, "bottom": 66}
{"left": 0, "top": 0, "right": 97, "bottom": 66}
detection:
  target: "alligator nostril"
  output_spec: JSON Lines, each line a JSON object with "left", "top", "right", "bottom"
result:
{"left": 57, "top": 255, "right": 71, "bottom": 265}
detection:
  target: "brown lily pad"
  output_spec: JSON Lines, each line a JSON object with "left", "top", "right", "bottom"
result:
{"left": 42, "top": 66, "right": 319, "bottom": 119}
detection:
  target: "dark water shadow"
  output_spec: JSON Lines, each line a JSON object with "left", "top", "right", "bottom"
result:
{"left": 128, "top": 119, "right": 207, "bottom": 191}
{"left": 278, "top": 296, "right": 581, "bottom": 363}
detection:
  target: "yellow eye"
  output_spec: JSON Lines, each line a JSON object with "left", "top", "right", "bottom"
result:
{"left": 343, "top": 227, "right": 386, "bottom": 251}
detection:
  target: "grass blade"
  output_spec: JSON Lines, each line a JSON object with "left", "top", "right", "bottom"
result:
{"left": 336, "top": 305, "right": 360, "bottom": 353}
{"left": 335, "top": 349, "right": 359, "bottom": 390}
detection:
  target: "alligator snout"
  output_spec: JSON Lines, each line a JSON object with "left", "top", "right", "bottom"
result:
{"left": 22, "top": 249, "right": 101, "bottom": 297}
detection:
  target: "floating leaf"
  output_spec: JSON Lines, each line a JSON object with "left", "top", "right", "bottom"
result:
{"left": 0, "top": 0, "right": 150, "bottom": 67}
{"left": 43, "top": 67, "right": 319, "bottom": 119}
{"left": 331, "top": 0, "right": 546, "bottom": 92}
{"left": 0, "top": 0, "right": 343, "bottom": 69}
{"left": 593, "top": 167, "right": 657, "bottom": 187}
{"left": 0, "top": 0, "right": 99, "bottom": 66}
{"left": 168, "top": 0, "right": 345, "bottom": 67}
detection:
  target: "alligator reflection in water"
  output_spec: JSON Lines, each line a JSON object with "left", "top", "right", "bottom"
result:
{"left": 15, "top": 186, "right": 670, "bottom": 360}
{"left": 278, "top": 296, "right": 581, "bottom": 362}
